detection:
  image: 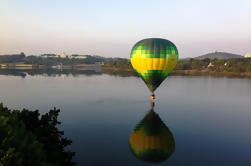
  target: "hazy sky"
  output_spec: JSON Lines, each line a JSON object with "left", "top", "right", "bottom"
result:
{"left": 0, "top": 0, "right": 250, "bottom": 58}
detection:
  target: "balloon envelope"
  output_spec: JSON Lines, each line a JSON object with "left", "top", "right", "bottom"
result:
{"left": 130, "top": 38, "right": 178, "bottom": 92}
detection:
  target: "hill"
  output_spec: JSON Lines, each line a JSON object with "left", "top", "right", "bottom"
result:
{"left": 195, "top": 51, "right": 243, "bottom": 60}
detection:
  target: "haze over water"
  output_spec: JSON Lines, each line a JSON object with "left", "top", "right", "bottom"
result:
{"left": 0, "top": 72, "right": 250, "bottom": 165}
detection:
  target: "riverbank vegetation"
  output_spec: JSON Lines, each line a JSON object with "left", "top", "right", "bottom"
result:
{"left": 1, "top": 53, "right": 251, "bottom": 78}
{"left": 102, "top": 58, "right": 251, "bottom": 78}
{"left": 176, "top": 58, "right": 251, "bottom": 72}
{"left": 0, "top": 103, "right": 75, "bottom": 166}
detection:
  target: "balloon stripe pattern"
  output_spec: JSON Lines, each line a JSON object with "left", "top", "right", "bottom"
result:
{"left": 130, "top": 38, "right": 178, "bottom": 92}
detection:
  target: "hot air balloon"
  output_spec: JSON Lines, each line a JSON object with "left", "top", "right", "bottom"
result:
{"left": 130, "top": 38, "right": 178, "bottom": 99}
{"left": 129, "top": 107, "right": 175, "bottom": 163}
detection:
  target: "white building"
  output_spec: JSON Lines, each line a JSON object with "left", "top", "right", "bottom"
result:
{"left": 60, "top": 52, "right": 68, "bottom": 58}
{"left": 207, "top": 62, "right": 214, "bottom": 68}
{"left": 41, "top": 53, "right": 69, "bottom": 58}
{"left": 244, "top": 53, "right": 251, "bottom": 58}
{"left": 70, "top": 55, "right": 87, "bottom": 59}
{"left": 41, "top": 54, "right": 58, "bottom": 58}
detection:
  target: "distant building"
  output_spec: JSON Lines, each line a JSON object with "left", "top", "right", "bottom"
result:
{"left": 41, "top": 54, "right": 58, "bottom": 58}
{"left": 0, "top": 64, "right": 7, "bottom": 68}
{"left": 207, "top": 62, "right": 214, "bottom": 68}
{"left": 244, "top": 53, "right": 251, "bottom": 58}
{"left": 70, "top": 55, "right": 87, "bottom": 59}
{"left": 60, "top": 52, "right": 68, "bottom": 58}
{"left": 41, "top": 53, "right": 69, "bottom": 58}
{"left": 41, "top": 53, "right": 88, "bottom": 59}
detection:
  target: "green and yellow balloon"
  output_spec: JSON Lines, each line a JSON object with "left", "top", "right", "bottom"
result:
{"left": 130, "top": 38, "right": 178, "bottom": 98}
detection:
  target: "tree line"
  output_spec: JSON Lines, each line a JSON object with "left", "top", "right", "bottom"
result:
{"left": 0, "top": 53, "right": 25, "bottom": 63}
{"left": 1, "top": 53, "right": 251, "bottom": 72}
{"left": 0, "top": 53, "right": 106, "bottom": 65}
{"left": 103, "top": 58, "right": 251, "bottom": 73}
{"left": 175, "top": 58, "right": 251, "bottom": 72}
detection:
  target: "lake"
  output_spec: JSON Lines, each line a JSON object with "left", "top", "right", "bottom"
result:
{"left": 0, "top": 70, "right": 251, "bottom": 166}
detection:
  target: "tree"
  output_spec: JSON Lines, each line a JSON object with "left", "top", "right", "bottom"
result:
{"left": 0, "top": 103, "right": 75, "bottom": 166}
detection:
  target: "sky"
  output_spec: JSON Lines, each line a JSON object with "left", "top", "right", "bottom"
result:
{"left": 0, "top": 0, "right": 251, "bottom": 58}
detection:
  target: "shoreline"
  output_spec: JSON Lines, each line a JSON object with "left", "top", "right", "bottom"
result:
{"left": 0, "top": 66, "right": 251, "bottom": 78}
{"left": 101, "top": 67, "right": 251, "bottom": 78}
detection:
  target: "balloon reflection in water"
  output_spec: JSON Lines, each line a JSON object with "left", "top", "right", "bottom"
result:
{"left": 129, "top": 108, "right": 175, "bottom": 163}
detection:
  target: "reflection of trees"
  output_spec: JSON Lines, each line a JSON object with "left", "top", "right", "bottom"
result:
{"left": 102, "top": 68, "right": 138, "bottom": 77}
{"left": 0, "top": 103, "right": 75, "bottom": 166}
{"left": 129, "top": 109, "right": 175, "bottom": 163}
{"left": 0, "top": 69, "right": 27, "bottom": 78}
{"left": 0, "top": 69, "right": 102, "bottom": 78}
{"left": 0, "top": 69, "right": 140, "bottom": 78}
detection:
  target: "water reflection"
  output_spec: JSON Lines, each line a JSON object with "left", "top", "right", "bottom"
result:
{"left": 0, "top": 69, "right": 137, "bottom": 78}
{"left": 0, "top": 69, "right": 102, "bottom": 77}
{"left": 129, "top": 104, "right": 175, "bottom": 163}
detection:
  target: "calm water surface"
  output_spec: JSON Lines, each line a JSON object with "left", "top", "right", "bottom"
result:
{"left": 0, "top": 71, "right": 251, "bottom": 166}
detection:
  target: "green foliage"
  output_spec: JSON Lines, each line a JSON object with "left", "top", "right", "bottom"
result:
{"left": 175, "top": 58, "right": 210, "bottom": 70}
{"left": 175, "top": 58, "right": 251, "bottom": 72}
{"left": 102, "top": 58, "right": 251, "bottom": 76}
{"left": 104, "top": 59, "right": 133, "bottom": 70}
{"left": 0, "top": 104, "right": 75, "bottom": 166}
{"left": 225, "top": 58, "right": 251, "bottom": 72}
